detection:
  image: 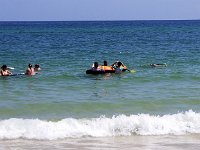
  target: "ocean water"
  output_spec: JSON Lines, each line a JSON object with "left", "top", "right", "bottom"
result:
{"left": 0, "top": 20, "right": 200, "bottom": 149}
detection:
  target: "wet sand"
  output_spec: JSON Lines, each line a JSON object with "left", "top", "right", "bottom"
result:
{"left": 0, "top": 135, "right": 200, "bottom": 150}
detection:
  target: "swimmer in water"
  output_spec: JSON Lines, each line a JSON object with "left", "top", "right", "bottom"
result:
{"left": 114, "top": 61, "right": 125, "bottom": 74}
{"left": 0, "top": 65, "right": 12, "bottom": 76}
{"left": 34, "top": 64, "right": 41, "bottom": 71}
{"left": 25, "top": 64, "right": 35, "bottom": 76}
{"left": 150, "top": 63, "right": 167, "bottom": 67}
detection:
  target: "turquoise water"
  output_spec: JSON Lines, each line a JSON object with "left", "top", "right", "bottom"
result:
{"left": 0, "top": 21, "right": 200, "bottom": 140}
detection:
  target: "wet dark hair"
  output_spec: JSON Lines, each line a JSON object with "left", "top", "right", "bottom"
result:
{"left": 117, "top": 61, "right": 122, "bottom": 66}
{"left": 35, "top": 64, "right": 40, "bottom": 68}
{"left": 28, "top": 64, "right": 32, "bottom": 68}
{"left": 104, "top": 60, "right": 108, "bottom": 66}
{"left": 1, "top": 65, "right": 7, "bottom": 70}
{"left": 94, "top": 62, "right": 98, "bottom": 68}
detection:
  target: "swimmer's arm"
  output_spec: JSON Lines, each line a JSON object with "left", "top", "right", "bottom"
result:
{"left": 8, "top": 70, "right": 12, "bottom": 75}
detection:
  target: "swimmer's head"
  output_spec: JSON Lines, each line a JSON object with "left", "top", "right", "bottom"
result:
{"left": 117, "top": 61, "right": 122, "bottom": 67}
{"left": 35, "top": 64, "right": 40, "bottom": 68}
{"left": 1, "top": 65, "right": 7, "bottom": 71}
{"left": 104, "top": 60, "right": 108, "bottom": 66}
{"left": 28, "top": 64, "right": 32, "bottom": 68}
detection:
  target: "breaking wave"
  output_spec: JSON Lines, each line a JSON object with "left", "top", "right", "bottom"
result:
{"left": 0, "top": 110, "right": 200, "bottom": 140}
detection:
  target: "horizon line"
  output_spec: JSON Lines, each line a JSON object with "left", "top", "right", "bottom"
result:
{"left": 0, "top": 19, "right": 200, "bottom": 22}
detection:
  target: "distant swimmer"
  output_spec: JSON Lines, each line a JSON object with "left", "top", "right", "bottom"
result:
{"left": 34, "top": 64, "right": 41, "bottom": 71}
{"left": 103, "top": 60, "right": 108, "bottom": 66}
{"left": 25, "top": 64, "right": 35, "bottom": 76}
{"left": 150, "top": 63, "right": 167, "bottom": 67}
{"left": 112, "top": 61, "right": 125, "bottom": 74}
{"left": 100, "top": 60, "right": 109, "bottom": 70}
{"left": 0, "top": 65, "right": 12, "bottom": 76}
{"left": 92, "top": 62, "right": 101, "bottom": 71}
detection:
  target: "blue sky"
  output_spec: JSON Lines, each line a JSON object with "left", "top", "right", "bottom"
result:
{"left": 0, "top": 0, "right": 200, "bottom": 21}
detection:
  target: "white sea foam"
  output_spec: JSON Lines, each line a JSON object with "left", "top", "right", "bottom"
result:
{"left": 0, "top": 110, "right": 200, "bottom": 140}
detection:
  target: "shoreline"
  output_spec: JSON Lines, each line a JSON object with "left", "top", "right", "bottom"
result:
{"left": 0, "top": 135, "right": 200, "bottom": 150}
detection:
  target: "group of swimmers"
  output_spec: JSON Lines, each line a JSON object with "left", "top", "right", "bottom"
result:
{"left": 1, "top": 61, "right": 167, "bottom": 77}
{"left": 25, "top": 64, "right": 41, "bottom": 76}
{"left": 92, "top": 60, "right": 126, "bottom": 74}
{"left": 90, "top": 61, "right": 167, "bottom": 74}
{"left": 0, "top": 64, "right": 41, "bottom": 76}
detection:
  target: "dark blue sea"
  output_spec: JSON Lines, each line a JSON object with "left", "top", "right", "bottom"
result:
{"left": 0, "top": 20, "right": 200, "bottom": 149}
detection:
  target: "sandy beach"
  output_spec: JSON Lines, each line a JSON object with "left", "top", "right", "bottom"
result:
{"left": 0, "top": 135, "right": 200, "bottom": 150}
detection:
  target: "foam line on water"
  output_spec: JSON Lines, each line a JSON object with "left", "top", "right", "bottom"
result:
{"left": 0, "top": 110, "right": 200, "bottom": 140}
